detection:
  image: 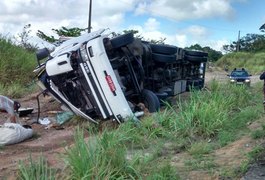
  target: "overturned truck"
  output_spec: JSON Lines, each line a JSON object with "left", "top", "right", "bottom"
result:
{"left": 35, "top": 29, "right": 207, "bottom": 123}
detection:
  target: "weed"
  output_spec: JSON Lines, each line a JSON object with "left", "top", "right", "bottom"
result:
{"left": 188, "top": 141, "right": 213, "bottom": 157}
{"left": 184, "top": 156, "right": 217, "bottom": 170}
{"left": 237, "top": 160, "right": 250, "bottom": 175}
{"left": 251, "top": 129, "right": 265, "bottom": 139}
{"left": 18, "top": 155, "right": 56, "bottom": 180}
{"left": 247, "top": 145, "right": 264, "bottom": 161}
{"left": 64, "top": 127, "right": 140, "bottom": 180}
{"left": 130, "top": 151, "right": 179, "bottom": 180}
{"left": 145, "top": 163, "right": 180, "bottom": 180}
{"left": 217, "top": 130, "right": 236, "bottom": 147}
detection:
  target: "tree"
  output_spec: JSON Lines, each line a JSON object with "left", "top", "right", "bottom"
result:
{"left": 222, "top": 33, "right": 265, "bottom": 53}
{"left": 122, "top": 29, "right": 143, "bottom": 39}
{"left": 37, "top": 26, "right": 87, "bottom": 43}
{"left": 16, "top": 24, "right": 38, "bottom": 52}
{"left": 260, "top": 23, "right": 265, "bottom": 32}
{"left": 185, "top": 44, "right": 223, "bottom": 62}
{"left": 149, "top": 37, "right": 166, "bottom": 44}
{"left": 116, "top": 29, "right": 166, "bottom": 44}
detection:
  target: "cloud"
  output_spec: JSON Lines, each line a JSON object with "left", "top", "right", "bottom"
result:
{"left": 173, "top": 34, "right": 188, "bottom": 47}
{"left": 186, "top": 25, "right": 209, "bottom": 39}
{"left": 135, "top": 0, "right": 235, "bottom": 21}
{"left": 0, "top": 0, "right": 234, "bottom": 52}
{"left": 128, "top": 18, "right": 227, "bottom": 51}
{"left": 144, "top": 18, "right": 160, "bottom": 31}
{"left": 0, "top": 0, "right": 141, "bottom": 36}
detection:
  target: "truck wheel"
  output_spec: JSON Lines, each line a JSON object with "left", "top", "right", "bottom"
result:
{"left": 152, "top": 53, "right": 177, "bottom": 63}
{"left": 141, "top": 89, "right": 160, "bottom": 113}
{"left": 185, "top": 50, "right": 208, "bottom": 57}
{"left": 110, "top": 33, "right": 134, "bottom": 48}
{"left": 150, "top": 44, "right": 178, "bottom": 55}
{"left": 184, "top": 55, "right": 207, "bottom": 62}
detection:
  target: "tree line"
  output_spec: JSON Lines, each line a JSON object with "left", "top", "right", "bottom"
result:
{"left": 16, "top": 22, "right": 265, "bottom": 62}
{"left": 223, "top": 23, "right": 265, "bottom": 53}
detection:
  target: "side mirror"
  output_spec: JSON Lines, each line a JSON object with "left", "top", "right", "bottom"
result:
{"left": 36, "top": 48, "right": 50, "bottom": 61}
{"left": 227, "top": 74, "right": 230, "bottom": 77}
{"left": 36, "top": 48, "right": 50, "bottom": 66}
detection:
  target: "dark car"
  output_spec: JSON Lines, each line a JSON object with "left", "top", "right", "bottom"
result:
{"left": 228, "top": 68, "right": 252, "bottom": 86}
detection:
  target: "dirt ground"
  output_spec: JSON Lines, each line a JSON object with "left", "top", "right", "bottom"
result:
{"left": 0, "top": 93, "right": 76, "bottom": 179}
{"left": 0, "top": 69, "right": 264, "bottom": 179}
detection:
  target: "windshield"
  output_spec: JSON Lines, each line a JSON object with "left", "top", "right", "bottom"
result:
{"left": 231, "top": 71, "right": 249, "bottom": 77}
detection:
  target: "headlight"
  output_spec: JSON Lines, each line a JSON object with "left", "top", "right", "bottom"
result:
{"left": 245, "top": 79, "right": 250, "bottom": 82}
{"left": 230, "top": 79, "right": 235, "bottom": 82}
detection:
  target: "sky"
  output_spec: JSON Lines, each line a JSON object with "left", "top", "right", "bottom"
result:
{"left": 0, "top": 0, "right": 264, "bottom": 51}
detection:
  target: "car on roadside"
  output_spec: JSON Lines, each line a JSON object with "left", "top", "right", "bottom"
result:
{"left": 227, "top": 68, "right": 252, "bottom": 86}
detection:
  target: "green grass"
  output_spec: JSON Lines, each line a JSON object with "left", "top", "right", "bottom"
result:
{"left": 217, "top": 130, "right": 237, "bottom": 147}
{"left": 188, "top": 141, "right": 213, "bottom": 157}
{"left": 18, "top": 155, "right": 56, "bottom": 180}
{"left": 0, "top": 82, "right": 37, "bottom": 98}
{"left": 153, "top": 80, "right": 257, "bottom": 139}
{"left": 216, "top": 52, "right": 265, "bottom": 74}
{"left": 247, "top": 145, "right": 265, "bottom": 161}
{"left": 64, "top": 127, "right": 140, "bottom": 179}
{"left": 64, "top": 125, "right": 180, "bottom": 179}
{"left": 184, "top": 156, "right": 217, "bottom": 171}
{"left": 0, "top": 36, "right": 37, "bottom": 97}
{"left": 62, "top": 80, "right": 263, "bottom": 178}
{"left": 251, "top": 130, "right": 265, "bottom": 139}
{"left": 12, "top": 79, "right": 264, "bottom": 179}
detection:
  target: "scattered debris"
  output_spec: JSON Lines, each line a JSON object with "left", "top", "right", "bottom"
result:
{"left": 0, "top": 95, "right": 21, "bottom": 123}
{"left": 18, "top": 107, "right": 34, "bottom": 117}
{"left": 0, "top": 123, "right": 33, "bottom": 145}
{"left": 56, "top": 111, "right": 74, "bottom": 125}
{"left": 39, "top": 117, "right": 51, "bottom": 125}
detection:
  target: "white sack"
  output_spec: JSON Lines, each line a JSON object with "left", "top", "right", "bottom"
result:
{"left": 0, "top": 123, "right": 33, "bottom": 145}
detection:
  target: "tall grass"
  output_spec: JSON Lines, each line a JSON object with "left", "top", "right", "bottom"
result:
{"left": 216, "top": 52, "right": 265, "bottom": 73}
{"left": 18, "top": 79, "right": 263, "bottom": 179}
{"left": 18, "top": 155, "right": 56, "bottom": 180}
{"left": 154, "top": 80, "right": 255, "bottom": 138}
{"left": 64, "top": 125, "right": 179, "bottom": 179}
{"left": 0, "top": 35, "right": 37, "bottom": 97}
{"left": 64, "top": 127, "right": 139, "bottom": 180}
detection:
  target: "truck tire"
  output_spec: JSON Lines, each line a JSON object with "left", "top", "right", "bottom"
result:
{"left": 150, "top": 44, "right": 178, "bottom": 55}
{"left": 141, "top": 89, "right": 160, "bottom": 113}
{"left": 184, "top": 55, "right": 207, "bottom": 62}
{"left": 110, "top": 33, "right": 134, "bottom": 48}
{"left": 185, "top": 50, "right": 208, "bottom": 57}
{"left": 152, "top": 53, "right": 177, "bottom": 63}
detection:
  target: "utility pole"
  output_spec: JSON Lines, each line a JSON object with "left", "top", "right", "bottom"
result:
{"left": 88, "top": 0, "right": 92, "bottom": 33}
{"left": 236, "top": 30, "right": 240, "bottom": 52}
